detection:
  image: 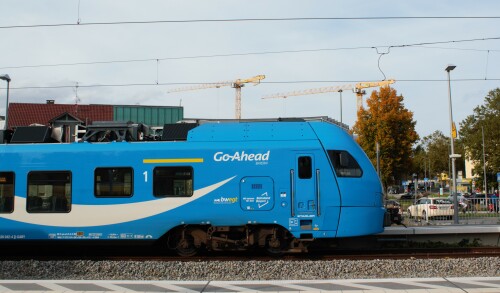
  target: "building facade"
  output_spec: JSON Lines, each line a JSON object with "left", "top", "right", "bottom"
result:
{"left": 6, "top": 101, "right": 183, "bottom": 142}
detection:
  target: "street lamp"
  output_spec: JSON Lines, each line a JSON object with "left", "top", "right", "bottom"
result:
{"left": 338, "top": 90, "right": 343, "bottom": 124}
{"left": 0, "top": 74, "right": 11, "bottom": 130}
{"left": 412, "top": 173, "right": 418, "bottom": 222}
{"left": 445, "top": 65, "right": 459, "bottom": 224}
{"left": 481, "top": 126, "right": 487, "bottom": 195}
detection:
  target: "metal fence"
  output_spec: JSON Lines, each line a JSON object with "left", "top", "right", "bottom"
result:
{"left": 388, "top": 196, "right": 500, "bottom": 227}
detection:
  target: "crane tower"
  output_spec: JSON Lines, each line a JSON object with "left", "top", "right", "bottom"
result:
{"left": 354, "top": 80, "right": 395, "bottom": 110}
{"left": 168, "top": 75, "right": 265, "bottom": 119}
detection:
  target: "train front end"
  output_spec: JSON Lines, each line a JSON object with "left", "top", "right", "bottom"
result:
{"left": 310, "top": 121, "right": 385, "bottom": 237}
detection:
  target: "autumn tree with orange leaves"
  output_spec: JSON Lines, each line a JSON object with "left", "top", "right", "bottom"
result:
{"left": 352, "top": 86, "right": 418, "bottom": 187}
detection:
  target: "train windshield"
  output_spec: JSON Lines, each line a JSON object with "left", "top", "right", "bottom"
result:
{"left": 327, "top": 150, "right": 363, "bottom": 177}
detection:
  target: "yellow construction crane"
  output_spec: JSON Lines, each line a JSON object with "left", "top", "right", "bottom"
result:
{"left": 353, "top": 79, "right": 395, "bottom": 110}
{"left": 168, "top": 75, "right": 265, "bottom": 119}
{"left": 262, "top": 79, "right": 395, "bottom": 121}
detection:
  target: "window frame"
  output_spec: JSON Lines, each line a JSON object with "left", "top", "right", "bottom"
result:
{"left": 0, "top": 172, "right": 15, "bottom": 213}
{"left": 94, "top": 167, "right": 134, "bottom": 198}
{"left": 327, "top": 150, "right": 363, "bottom": 178}
{"left": 153, "top": 166, "right": 194, "bottom": 198}
{"left": 297, "top": 156, "right": 313, "bottom": 179}
{"left": 27, "top": 170, "right": 72, "bottom": 213}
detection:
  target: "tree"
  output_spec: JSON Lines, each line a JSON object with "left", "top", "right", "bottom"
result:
{"left": 412, "top": 143, "right": 427, "bottom": 179}
{"left": 419, "top": 131, "right": 449, "bottom": 178}
{"left": 459, "top": 88, "right": 500, "bottom": 192}
{"left": 414, "top": 130, "right": 465, "bottom": 183}
{"left": 352, "top": 86, "right": 419, "bottom": 187}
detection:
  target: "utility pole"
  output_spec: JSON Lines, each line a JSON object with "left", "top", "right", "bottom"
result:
{"left": 482, "top": 126, "right": 487, "bottom": 194}
{"left": 445, "top": 64, "right": 459, "bottom": 224}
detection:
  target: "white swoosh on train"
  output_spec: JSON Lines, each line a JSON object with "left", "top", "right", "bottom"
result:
{"left": 1, "top": 176, "right": 235, "bottom": 227}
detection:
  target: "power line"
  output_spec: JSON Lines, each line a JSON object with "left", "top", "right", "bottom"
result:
{"left": 1, "top": 37, "right": 499, "bottom": 70}
{"left": 265, "top": 78, "right": 500, "bottom": 83}
{"left": 3, "top": 78, "right": 499, "bottom": 90}
{"left": 390, "top": 37, "right": 500, "bottom": 48}
{"left": 1, "top": 16, "right": 500, "bottom": 30}
{"left": 0, "top": 47, "right": 369, "bottom": 70}
{"left": 0, "top": 58, "right": 157, "bottom": 69}
{"left": 416, "top": 45, "right": 500, "bottom": 52}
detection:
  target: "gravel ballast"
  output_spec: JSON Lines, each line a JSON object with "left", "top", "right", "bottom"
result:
{"left": 0, "top": 258, "right": 498, "bottom": 280}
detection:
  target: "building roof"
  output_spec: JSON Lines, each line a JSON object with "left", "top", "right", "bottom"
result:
{"left": 8, "top": 103, "right": 113, "bottom": 128}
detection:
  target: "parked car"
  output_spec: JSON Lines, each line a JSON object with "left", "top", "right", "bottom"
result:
{"left": 385, "top": 200, "right": 403, "bottom": 225}
{"left": 400, "top": 192, "right": 415, "bottom": 200}
{"left": 385, "top": 200, "right": 401, "bottom": 209}
{"left": 407, "top": 197, "right": 454, "bottom": 220}
{"left": 387, "top": 186, "right": 402, "bottom": 194}
{"left": 400, "top": 191, "right": 424, "bottom": 200}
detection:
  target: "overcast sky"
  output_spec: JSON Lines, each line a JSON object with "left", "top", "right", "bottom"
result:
{"left": 0, "top": 0, "right": 499, "bottom": 137}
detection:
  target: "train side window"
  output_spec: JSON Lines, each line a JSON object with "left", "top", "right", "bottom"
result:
{"left": 95, "top": 167, "right": 133, "bottom": 197}
{"left": 327, "top": 150, "right": 363, "bottom": 178}
{"left": 153, "top": 167, "right": 193, "bottom": 197}
{"left": 27, "top": 171, "right": 71, "bottom": 213}
{"left": 298, "top": 156, "right": 312, "bottom": 179}
{"left": 0, "top": 172, "right": 14, "bottom": 213}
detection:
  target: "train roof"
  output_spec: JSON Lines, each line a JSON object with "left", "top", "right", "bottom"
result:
{"left": 186, "top": 117, "right": 348, "bottom": 142}
{"left": 1, "top": 116, "right": 349, "bottom": 145}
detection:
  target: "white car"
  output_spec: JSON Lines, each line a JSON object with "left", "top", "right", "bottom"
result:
{"left": 407, "top": 197, "right": 454, "bottom": 220}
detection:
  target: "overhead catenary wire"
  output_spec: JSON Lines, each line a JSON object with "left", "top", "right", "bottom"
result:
{"left": 416, "top": 45, "right": 500, "bottom": 52}
{"left": 1, "top": 16, "right": 500, "bottom": 30}
{"left": 77, "top": 0, "right": 82, "bottom": 24}
{"left": 485, "top": 50, "right": 490, "bottom": 79}
{"left": 375, "top": 47, "right": 391, "bottom": 81}
{"left": 1, "top": 12, "right": 497, "bottom": 117}
{"left": 3, "top": 78, "right": 500, "bottom": 91}
{"left": 1, "top": 37, "right": 499, "bottom": 70}
{"left": 156, "top": 59, "right": 160, "bottom": 85}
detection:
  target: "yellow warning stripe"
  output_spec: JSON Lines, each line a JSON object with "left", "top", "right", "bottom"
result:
{"left": 143, "top": 158, "right": 204, "bottom": 164}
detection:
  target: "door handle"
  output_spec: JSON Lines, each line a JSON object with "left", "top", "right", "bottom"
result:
{"left": 316, "top": 169, "right": 321, "bottom": 216}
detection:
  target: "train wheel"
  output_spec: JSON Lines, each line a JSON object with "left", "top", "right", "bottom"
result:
{"left": 169, "top": 228, "right": 200, "bottom": 257}
{"left": 264, "top": 227, "right": 288, "bottom": 256}
{"left": 175, "top": 234, "right": 199, "bottom": 257}
{"left": 265, "top": 236, "right": 283, "bottom": 256}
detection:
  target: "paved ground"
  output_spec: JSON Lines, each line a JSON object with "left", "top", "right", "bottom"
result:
{"left": 0, "top": 277, "right": 499, "bottom": 292}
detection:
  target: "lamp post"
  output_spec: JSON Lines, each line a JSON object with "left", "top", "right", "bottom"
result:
{"left": 338, "top": 89, "right": 343, "bottom": 123}
{"left": 481, "top": 126, "right": 487, "bottom": 195}
{"left": 0, "top": 74, "right": 11, "bottom": 130}
{"left": 445, "top": 65, "right": 459, "bottom": 224}
{"left": 412, "top": 173, "right": 418, "bottom": 222}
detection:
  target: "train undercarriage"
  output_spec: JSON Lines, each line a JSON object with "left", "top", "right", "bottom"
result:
{"left": 166, "top": 224, "right": 309, "bottom": 256}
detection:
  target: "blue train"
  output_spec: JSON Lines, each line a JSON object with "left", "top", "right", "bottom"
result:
{"left": 0, "top": 117, "right": 385, "bottom": 255}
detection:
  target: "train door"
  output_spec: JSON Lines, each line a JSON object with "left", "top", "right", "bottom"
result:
{"left": 292, "top": 154, "right": 317, "bottom": 217}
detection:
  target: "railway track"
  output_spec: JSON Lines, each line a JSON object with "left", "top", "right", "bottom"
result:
{"left": 1, "top": 243, "right": 498, "bottom": 261}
